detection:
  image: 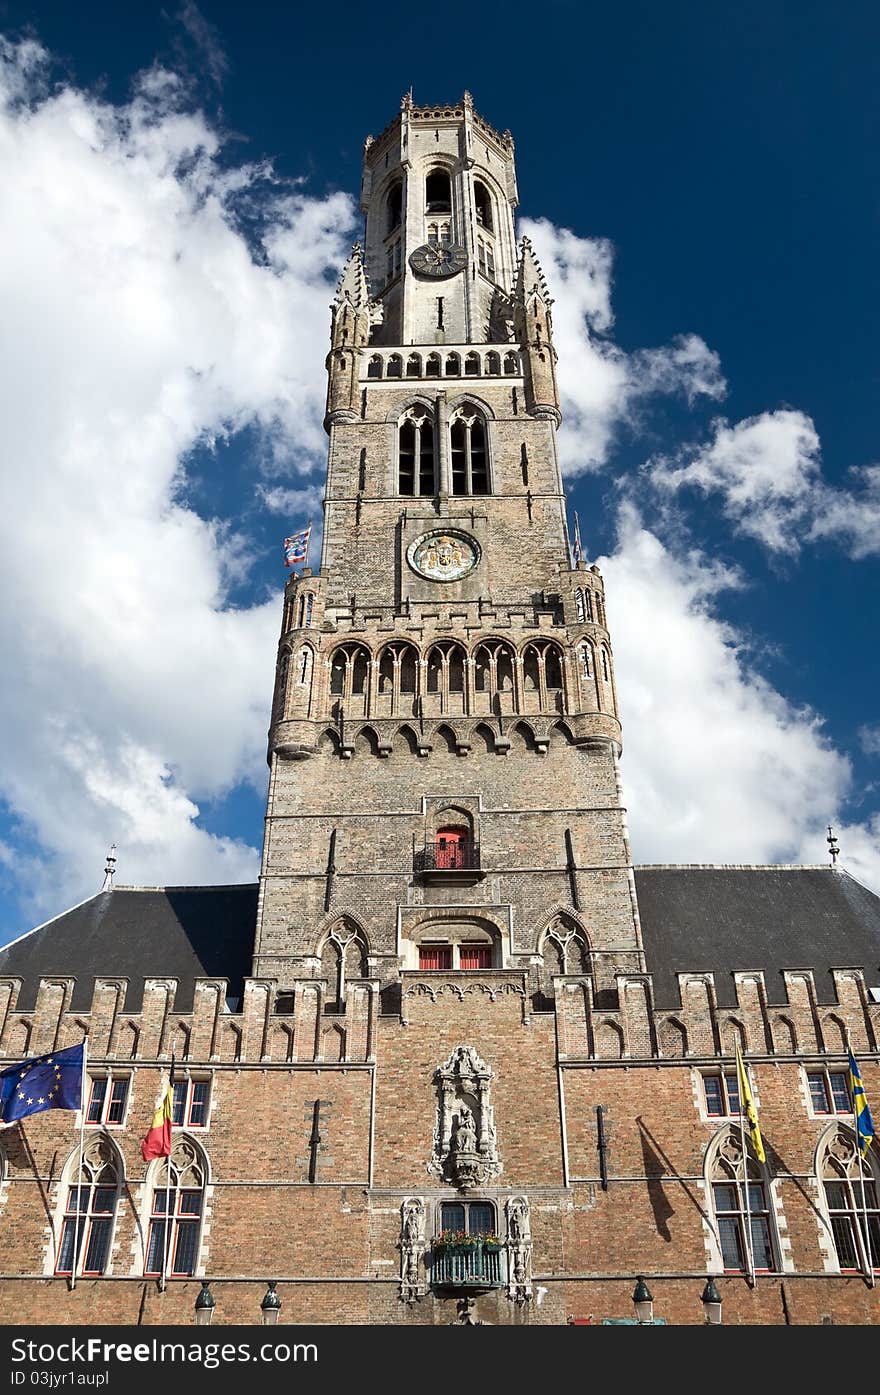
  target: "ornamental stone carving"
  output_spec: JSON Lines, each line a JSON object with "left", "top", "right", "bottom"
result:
{"left": 398, "top": 1197, "right": 427, "bottom": 1302}
{"left": 506, "top": 1196, "right": 532, "bottom": 1302}
{"left": 429, "top": 1045, "right": 502, "bottom": 1191}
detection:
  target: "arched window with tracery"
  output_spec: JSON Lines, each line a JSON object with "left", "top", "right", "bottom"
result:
{"left": 297, "top": 593, "right": 314, "bottom": 628}
{"left": 320, "top": 921, "right": 368, "bottom": 1011}
{"left": 424, "top": 641, "right": 467, "bottom": 717}
{"left": 819, "top": 1127, "right": 880, "bottom": 1273}
{"left": 472, "top": 638, "right": 515, "bottom": 715}
{"left": 144, "top": 1138, "right": 207, "bottom": 1278}
{"left": 55, "top": 1136, "right": 121, "bottom": 1278}
{"left": 273, "top": 651, "right": 290, "bottom": 720}
{"left": 329, "top": 642, "right": 371, "bottom": 717}
{"left": 706, "top": 1130, "right": 776, "bottom": 1274}
{"left": 521, "top": 640, "right": 565, "bottom": 714}
{"left": 540, "top": 917, "right": 590, "bottom": 989}
{"left": 450, "top": 405, "right": 489, "bottom": 496}
{"left": 398, "top": 405, "right": 436, "bottom": 497}
{"left": 376, "top": 641, "right": 419, "bottom": 717}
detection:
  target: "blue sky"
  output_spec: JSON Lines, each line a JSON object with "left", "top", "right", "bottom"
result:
{"left": 0, "top": 0, "right": 877, "bottom": 941}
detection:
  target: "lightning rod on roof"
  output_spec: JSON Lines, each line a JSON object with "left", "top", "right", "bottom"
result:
{"left": 826, "top": 825, "right": 840, "bottom": 868}
{"left": 101, "top": 843, "right": 117, "bottom": 892}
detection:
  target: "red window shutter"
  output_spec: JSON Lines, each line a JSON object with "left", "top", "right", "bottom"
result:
{"left": 460, "top": 945, "right": 492, "bottom": 970}
{"left": 419, "top": 946, "right": 452, "bottom": 970}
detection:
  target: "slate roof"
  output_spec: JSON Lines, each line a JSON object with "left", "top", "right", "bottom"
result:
{"left": 0, "top": 885, "right": 258, "bottom": 1012}
{"left": 1, "top": 867, "right": 879, "bottom": 1017}
{"left": 633, "top": 866, "right": 880, "bottom": 1008}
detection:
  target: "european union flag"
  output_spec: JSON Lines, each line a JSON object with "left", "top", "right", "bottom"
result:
{"left": 0, "top": 1042, "right": 84, "bottom": 1123}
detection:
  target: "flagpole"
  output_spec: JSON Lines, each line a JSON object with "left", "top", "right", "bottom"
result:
{"left": 70, "top": 1035, "right": 88, "bottom": 1291}
{"left": 161, "top": 1047, "right": 175, "bottom": 1293}
{"left": 305, "top": 520, "right": 312, "bottom": 572}
{"left": 738, "top": 1085, "right": 756, "bottom": 1286}
{"left": 847, "top": 1035, "right": 875, "bottom": 1287}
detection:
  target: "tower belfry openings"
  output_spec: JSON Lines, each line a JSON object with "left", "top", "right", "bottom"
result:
{"left": 254, "top": 92, "right": 645, "bottom": 1004}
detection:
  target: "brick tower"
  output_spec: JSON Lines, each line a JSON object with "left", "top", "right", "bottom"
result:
{"left": 253, "top": 91, "right": 646, "bottom": 1006}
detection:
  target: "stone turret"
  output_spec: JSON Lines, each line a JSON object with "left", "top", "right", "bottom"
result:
{"left": 515, "top": 236, "right": 560, "bottom": 424}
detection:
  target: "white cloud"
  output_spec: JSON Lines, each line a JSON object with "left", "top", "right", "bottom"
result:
{"left": 859, "top": 725, "right": 880, "bottom": 758}
{"left": 0, "top": 40, "right": 356, "bottom": 920}
{"left": 601, "top": 505, "right": 880, "bottom": 893}
{"left": 518, "top": 218, "right": 725, "bottom": 472}
{"left": 649, "top": 410, "right": 880, "bottom": 558}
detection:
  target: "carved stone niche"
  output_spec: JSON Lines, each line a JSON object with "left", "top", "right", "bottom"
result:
{"left": 428, "top": 1045, "right": 502, "bottom": 1191}
{"left": 506, "top": 1196, "right": 532, "bottom": 1303}
{"left": 398, "top": 1197, "right": 427, "bottom": 1303}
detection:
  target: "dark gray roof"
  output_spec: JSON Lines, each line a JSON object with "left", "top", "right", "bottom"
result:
{"left": 634, "top": 866, "right": 880, "bottom": 1008}
{"left": 0, "top": 885, "right": 258, "bottom": 1012}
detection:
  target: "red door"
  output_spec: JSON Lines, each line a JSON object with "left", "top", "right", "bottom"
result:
{"left": 436, "top": 826, "right": 467, "bottom": 868}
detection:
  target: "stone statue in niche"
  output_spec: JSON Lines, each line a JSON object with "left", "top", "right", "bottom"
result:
{"left": 399, "top": 1197, "right": 427, "bottom": 1302}
{"left": 506, "top": 1196, "right": 532, "bottom": 1303}
{"left": 428, "top": 1045, "right": 502, "bottom": 1191}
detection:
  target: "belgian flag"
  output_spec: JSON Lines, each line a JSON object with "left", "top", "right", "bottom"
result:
{"left": 141, "top": 1057, "right": 175, "bottom": 1161}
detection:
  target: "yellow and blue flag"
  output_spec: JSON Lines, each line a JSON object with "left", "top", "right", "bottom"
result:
{"left": 0, "top": 1042, "right": 84, "bottom": 1123}
{"left": 735, "top": 1044, "right": 765, "bottom": 1163}
{"left": 848, "top": 1050, "right": 875, "bottom": 1158}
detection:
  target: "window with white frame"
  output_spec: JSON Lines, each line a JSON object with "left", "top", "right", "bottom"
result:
{"left": 806, "top": 1066, "right": 851, "bottom": 1115}
{"left": 144, "top": 1138, "right": 206, "bottom": 1278}
{"left": 55, "top": 1137, "right": 120, "bottom": 1277}
{"left": 172, "top": 1076, "right": 210, "bottom": 1129}
{"left": 702, "top": 1070, "right": 741, "bottom": 1117}
{"left": 85, "top": 1074, "right": 129, "bottom": 1127}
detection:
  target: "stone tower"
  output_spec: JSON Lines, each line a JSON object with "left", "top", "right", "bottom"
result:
{"left": 253, "top": 93, "right": 646, "bottom": 1005}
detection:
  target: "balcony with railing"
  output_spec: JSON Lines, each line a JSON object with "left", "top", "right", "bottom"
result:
{"left": 413, "top": 839, "right": 485, "bottom": 883}
{"left": 430, "top": 1240, "right": 506, "bottom": 1290}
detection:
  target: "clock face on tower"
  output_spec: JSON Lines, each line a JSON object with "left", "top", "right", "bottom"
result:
{"left": 409, "top": 243, "right": 468, "bottom": 279}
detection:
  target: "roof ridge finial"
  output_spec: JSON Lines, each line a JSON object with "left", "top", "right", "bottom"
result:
{"left": 101, "top": 843, "right": 117, "bottom": 892}
{"left": 826, "top": 824, "right": 840, "bottom": 868}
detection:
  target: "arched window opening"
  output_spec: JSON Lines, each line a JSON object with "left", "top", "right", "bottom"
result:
{"left": 445, "top": 353, "right": 461, "bottom": 377}
{"left": 426, "top": 353, "right": 441, "bottom": 378}
{"left": 522, "top": 641, "right": 565, "bottom": 714}
{"left": 425, "top": 168, "right": 452, "bottom": 214}
{"left": 387, "top": 182, "right": 402, "bottom": 234}
{"left": 387, "top": 354, "right": 403, "bottom": 379}
{"left": 486, "top": 352, "right": 501, "bottom": 376}
{"left": 424, "top": 642, "right": 468, "bottom": 715}
{"left": 503, "top": 351, "right": 519, "bottom": 375}
{"left": 297, "top": 594, "right": 314, "bottom": 628}
{"left": 584, "top": 590, "right": 594, "bottom": 621}
{"left": 406, "top": 354, "right": 421, "bottom": 378}
{"left": 464, "top": 352, "right": 481, "bottom": 377}
{"left": 329, "top": 643, "right": 372, "bottom": 713}
{"left": 477, "top": 241, "right": 495, "bottom": 279}
{"left": 398, "top": 405, "right": 436, "bottom": 496}
{"left": 299, "top": 648, "right": 313, "bottom": 687}
{"left": 144, "top": 1139, "right": 206, "bottom": 1278}
{"left": 580, "top": 644, "right": 593, "bottom": 680}
{"left": 473, "top": 181, "right": 493, "bottom": 232}
{"left": 55, "top": 1138, "right": 120, "bottom": 1278}
{"left": 472, "top": 639, "right": 515, "bottom": 714}
{"left": 367, "top": 355, "right": 383, "bottom": 379}
{"left": 376, "top": 642, "right": 419, "bottom": 716}
{"left": 820, "top": 1129, "right": 880, "bottom": 1271}
{"left": 708, "top": 1132, "right": 775, "bottom": 1274}
{"left": 450, "top": 406, "right": 489, "bottom": 496}
{"left": 601, "top": 648, "right": 610, "bottom": 682}
{"left": 575, "top": 590, "right": 586, "bottom": 623}
{"left": 321, "top": 922, "right": 368, "bottom": 1010}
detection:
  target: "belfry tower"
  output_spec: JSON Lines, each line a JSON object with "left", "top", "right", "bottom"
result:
{"left": 253, "top": 92, "right": 645, "bottom": 1005}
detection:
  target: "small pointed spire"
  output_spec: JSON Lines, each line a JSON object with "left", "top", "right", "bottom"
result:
{"left": 101, "top": 843, "right": 117, "bottom": 892}
{"left": 332, "top": 243, "right": 371, "bottom": 311}
{"left": 827, "top": 825, "right": 840, "bottom": 868}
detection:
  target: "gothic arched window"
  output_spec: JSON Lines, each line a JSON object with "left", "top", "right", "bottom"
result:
{"left": 387, "top": 182, "right": 403, "bottom": 234}
{"left": 819, "top": 1127, "right": 880, "bottom": 1272}
{"left": 329, "top": 643, "right": 371, "bottom": 701}
{"left": 55, "top": 1137, "right": 121, "bottom": 1278}
{"left": 376, "top": 641, "right": 419, "bottom": 716}
{"left": 144, "top": 1138, "right": 207, "bottom": 1278}
{"left": 406, "top": 353, "right": 422, "bottom": 378}
{"left": 473, "top": 181, "right": 493, "bottom": 232}
{"left": 425, "top": 168, "right": 452, "bottom": 214}
{"left": 450, "top": 405, "right": 489, "bottom": 496}
{"left": 522, "top": 640, "right": 565, "bottom": 712}
{"left": 445, "top": 352, "right": 461, "bottom": 377}
{"left": 398, "top": 405, "right": 436, "bottom": 496}
{"left": 706, "top": 1130, "right": 776, "bottom": 1274}
{"left": 367, "top": 354, "right": 383, "bottom": 379}
{"left": 425, "top": 353, "right": 442, "bottom": 379}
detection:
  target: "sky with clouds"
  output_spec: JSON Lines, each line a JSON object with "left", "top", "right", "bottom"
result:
{"left": 0, "top": 1, "right": 877, "bottom": 940}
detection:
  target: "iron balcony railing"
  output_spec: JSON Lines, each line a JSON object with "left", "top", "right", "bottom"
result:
{"left": 430, "top": 1242, "right": 505, "bottom": 1289}
{"left": 415, "top": 840, "right": 481, "bottom": 873}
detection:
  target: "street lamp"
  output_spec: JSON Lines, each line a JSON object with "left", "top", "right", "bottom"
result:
{"left": 260, "top": 1281, "right": 281, "bottom": 1325}
{"left": 631, "top": 1276, "right": 654, "bottom": 1324}
{"left": 701, "top": 1276, "right": 723, "bottom": 1325}
{"left": 194, "top": 1281, "right": 215, "bottom": 1326}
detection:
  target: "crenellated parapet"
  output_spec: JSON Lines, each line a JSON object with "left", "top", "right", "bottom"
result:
{"left": 0, "top": 974, "right": 381, "bottom": 1067}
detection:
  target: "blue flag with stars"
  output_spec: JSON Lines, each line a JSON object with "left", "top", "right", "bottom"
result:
{"left": 0, "top": 1042, "right": 84, "bottom": 1123}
